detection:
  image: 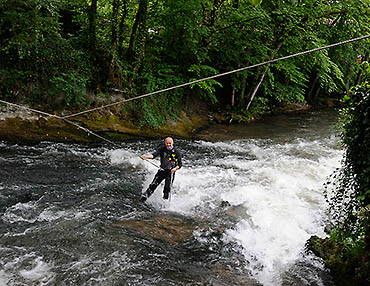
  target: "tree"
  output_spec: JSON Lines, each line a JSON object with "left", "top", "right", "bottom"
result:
{"left": 316, "top": 56, "right": 370, "bottom": 286}
{"left": 1, "top": 0, "right": 369, "bottom": 125}
{"left": 89, "top": 0, "right": 98, "bottom": 54}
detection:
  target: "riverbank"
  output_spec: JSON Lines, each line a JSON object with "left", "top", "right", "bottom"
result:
{"left": 0, "top": 104, "right": 212, "bottom": 143}
{"left": 0, "top": 101, "right": 318, "bottom": 143}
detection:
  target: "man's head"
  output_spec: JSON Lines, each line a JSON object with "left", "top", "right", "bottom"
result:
{"left": 165, "top": 137, "right": 174, "bottom": 150}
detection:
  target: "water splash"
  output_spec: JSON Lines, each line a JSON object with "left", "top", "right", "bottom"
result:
{"left": 159, "top": 136, "right": 342, "bottom": 285}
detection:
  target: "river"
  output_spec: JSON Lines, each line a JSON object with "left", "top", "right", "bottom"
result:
{"left": 0, "top": 109, "right": 341, "bottom": 286}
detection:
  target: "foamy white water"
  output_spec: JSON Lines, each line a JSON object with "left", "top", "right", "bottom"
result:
{"left": 137, "top": 135, "right": 342, "bottom": 285}
{"left": 0, "top": 250, "right": 54, "bottom": 286}
{"left": 0, "top": 110, "right": 340, "bottom": 286}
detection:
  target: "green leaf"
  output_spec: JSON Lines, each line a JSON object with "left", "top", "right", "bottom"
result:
{"left": 343, "top": 95, "right": 351, "bottom": 103}
{"left": 251, "top": 0, "right": 263, "bottom": 7}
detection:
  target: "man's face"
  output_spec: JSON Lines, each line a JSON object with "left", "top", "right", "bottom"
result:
{"left": 165, "top": 138, "right": 174, "bottom": 150}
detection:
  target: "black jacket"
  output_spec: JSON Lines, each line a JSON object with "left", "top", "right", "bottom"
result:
{"left": 152, "top": 146, "right": 182, "bottom": 171}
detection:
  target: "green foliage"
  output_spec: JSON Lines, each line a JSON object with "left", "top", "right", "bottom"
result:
{"left": 317, "top": 51, "right": 345, "bottom": 94}
{"left": 250, "top": 0, "right": 263, "bottom": 7}
{"left": 1, "top": 0, "right": 370, "bottom": 125}
{"left": 326, "top": 62, "right": 370, "bottom": 226}
{"left": 50, "top": 72, "right": 88, "bottom": 106}
{"left": 341, "top": 82, "right": 370, "bottom": 203}
{"left": 309, "top": 220, "right": 369, "bottom": 286}
{"left": 323, "top": 59, "right": 370, "bottom": 286}
{"left": 1, "top": 35, "right": 91, "bottom": 106}
{"left": 0, "top": 0, "right": 60, "bottom": 56}
{"left": 266, "top": 59, "right": 308, "bottom": 103}
{"left": 0, "top": 0, "right": 91, "bottom": 108}
{"left": 133, "top": 62, "right": 185, "bottom": 127}
{"left": 231, "top": 97, "right": 270, "bottom": 123}
{"left": 188, "top": 64, "right": 222, "bottom": 104}
{"left": 0, "top": 69, "right": 30, "bottom": 99}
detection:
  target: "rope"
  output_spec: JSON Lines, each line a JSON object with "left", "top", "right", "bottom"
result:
{"left": 0, "top": 100, "right": 62, "bottom": 119}
{"left": 1, "top": 33, "right": 369, "bottom": 165}
{"left": 141, "top": 157, "right": 161, "bottom": 169}
{"left": 0, "top": 99, "right": 161, "bottom": 169}
{"left": 61, "top": 34, "right": 370, "bottom": 119}
{"left": 2, "top": 34, "right": 369, "bottom": 169}
{"left": 0, "top": 99, "right": 118, "bottom": 145}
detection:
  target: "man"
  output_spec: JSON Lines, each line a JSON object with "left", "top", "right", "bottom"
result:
{"left": 140, "top": 137, "right": 182, "bottom": 202}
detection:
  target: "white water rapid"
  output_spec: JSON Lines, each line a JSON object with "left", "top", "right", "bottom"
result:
{"left": 0, "top": 110, "right": 341, "bottom": 286}
{"left": 115, "top": 111, "right": 342, "bottom": 286}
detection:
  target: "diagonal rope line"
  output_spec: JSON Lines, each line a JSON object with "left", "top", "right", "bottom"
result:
{"left": 2, "top": 34, "right": 369, "bottom": 169}
{"left": 0, "top": 100, "right": 62, "bottom": 119}
{"left": 61, "top": 34, "right": 370, "bottom": 119}
{"left": 0, "top": 99, "right": 119, "bottom": 145}
{"left": 1, "top": 34, "right": 369, "bottom": 143}
{"left": 0, "top": 99, "right": 161, "bottom": 168}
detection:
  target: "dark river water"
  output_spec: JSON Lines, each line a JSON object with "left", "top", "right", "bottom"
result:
{"left": 0, "top": 109, "right": 341, "bottom": 286}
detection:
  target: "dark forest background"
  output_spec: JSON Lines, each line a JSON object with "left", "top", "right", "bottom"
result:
{"left": 1, "top": 0, "right": 369, "bottom": 125}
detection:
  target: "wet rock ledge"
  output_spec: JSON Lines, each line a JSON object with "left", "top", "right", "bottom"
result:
{"left": 0, "top": 106, "right": 211, "bottom": 143}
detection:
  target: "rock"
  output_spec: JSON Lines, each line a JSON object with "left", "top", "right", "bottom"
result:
{"left": 307, "top": 235, "right": 370, "bottom": 286}
{"left": 0, "top": 110, "right": 212, "bottom": 143}
{"left": 114, "top": 214, "right": 197, "bottom": 245}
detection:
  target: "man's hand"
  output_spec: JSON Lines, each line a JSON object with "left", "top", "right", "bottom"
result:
{"left": 171, "top": 166, "right": 179, "bottom": 174}
{"left": 140, "top": 154, "right": 153, "bottom": 160}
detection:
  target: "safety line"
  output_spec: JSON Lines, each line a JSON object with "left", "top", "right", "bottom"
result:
{"left": 0, "top": 99, "right": 161, "bottom": 169}
{"left": 61, "top": 34, "right": 370, "bottom": 119}
{"left": 0, "top": 99, "right": 62, "bottom": 119}
{"left": 0, "top": 99, "right": 118, "bottom": 144}
{"left": 2, "top": 34, "right": 369, "bottom": 170}
{"left": 61, "top": 118, "right": 161, "bottom": 169}
{"left": 63, "top": 117, "right": 161, "bottom": 169}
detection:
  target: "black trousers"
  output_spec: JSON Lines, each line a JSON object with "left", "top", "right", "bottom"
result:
{"left": 143, "top": 169, "right": 174, "bottom": 199}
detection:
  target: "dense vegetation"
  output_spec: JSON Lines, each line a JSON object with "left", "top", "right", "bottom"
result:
{"left": 1, "top": 0, "right": 369, "bottom": 126}
{"left": 309, "top": 61, "right": 370, "bottom": 286}
{"left": 1, "top": 0, "right": 370, "bottom": 283}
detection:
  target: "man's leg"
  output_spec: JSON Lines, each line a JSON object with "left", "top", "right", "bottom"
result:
{"left": 163, "top": 173, "right": 175, "bottom": 200}
{"left": 141, "top": 170, "right": 166, "bottom": 202}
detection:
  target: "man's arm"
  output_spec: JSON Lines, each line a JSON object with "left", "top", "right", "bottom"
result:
{"left": 140, "top": 154, "right": 153, "bottom": 160}
{"left": 141, "top": 146, "right": 161, "bottom": 160}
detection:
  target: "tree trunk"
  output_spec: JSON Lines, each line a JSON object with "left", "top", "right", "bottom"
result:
{"left": 108, "top": 0, "right": 120, "bottom": 86}
{"left": 246, "top": 42, "right": 282, "bottom": 111}
{"left": 246, "top": 66, "right": 268, "bottom": 111}
{"left": 231, "top": 86, "right": 235, "bottom": 107}
{"left": 127, "top": 0, "right": 148, "bottom": 62}
{"left": 314, "top": 87, "right": 321, "bottom": 102}
{"left": 239, "top": 76, "right": 247, "bottom": 106}
{"left": 118, "top": 1, "right": 129, "bottom": 56}
{"left": 89, "top": 0, "right": 98, "bottom": 55}
{"left": 209, "top": 0, "right": 224, "bottom": 26}
{"left": 307, "top": 73, "right": 319, "bottom": 103}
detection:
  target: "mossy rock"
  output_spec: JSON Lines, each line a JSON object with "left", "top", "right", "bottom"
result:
{"left": 0, "top": 110, "right": 212, "bottom": 143}
{"left": 0, "top": 116, "right": 91, "bottom": 143}
{"left": 114, "top": 214, "right": 197, "bottom": 245}
{"left": 307, "top": 235, "right": 370, "bottom": 286}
